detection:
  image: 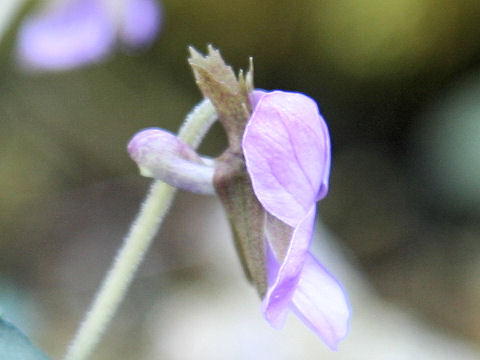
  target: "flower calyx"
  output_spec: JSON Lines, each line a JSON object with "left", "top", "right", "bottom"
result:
{"left": 188, "top": 45, "right": 253, "bottom": 153}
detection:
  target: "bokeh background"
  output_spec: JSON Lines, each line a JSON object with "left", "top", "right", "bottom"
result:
{"left": 1, "top": 0, "right": 480, "bottom": 359}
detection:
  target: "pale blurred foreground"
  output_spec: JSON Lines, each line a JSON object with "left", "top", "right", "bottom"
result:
{"left": 3, "top": 179, "right": 480, "bottom": 359}
{"left": 141, "top": 194, "right": 480, "bottom": 360}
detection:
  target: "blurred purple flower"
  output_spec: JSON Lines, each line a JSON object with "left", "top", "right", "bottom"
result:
{"left": 16, "top": 0, "right": 161, "bottom": 71}
{"left": 243, "top": 90, "right": 350, "bottom": 350}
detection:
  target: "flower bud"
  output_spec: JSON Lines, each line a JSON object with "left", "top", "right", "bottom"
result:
{"left": 128, "top": 128, "right": 215, "bottom": 195}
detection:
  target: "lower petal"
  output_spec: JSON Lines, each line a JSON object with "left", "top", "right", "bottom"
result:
{"left": 291, "top": 252, "right": 350, "bottom": 350}
{"left": 262, "top": 206, "right": 316, "bottom": 327}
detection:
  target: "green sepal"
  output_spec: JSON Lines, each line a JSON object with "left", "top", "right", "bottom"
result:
{"left": 188, "top": 45, "right": 254, "bottom": 153}
{"left": 189, "top": 46, "right": 267, "bottom": 296}
{"left": 0, "top": 317, "right": 52, "bottom": 360}
{"left": 214, "top": 150, "right": 267, "bottom": 297}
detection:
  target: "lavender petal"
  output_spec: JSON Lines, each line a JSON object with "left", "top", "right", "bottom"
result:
{"left": 262, "top": 206, "right": 316, "bottom": 327}
{"left": 291, "top": 252, "right": 351, "bottom": 350}
{"left": 243, "top": 91, "right": 331, "bottom": 227}
{"left": 17, "top": 0, "right": 115, "bottom": 70}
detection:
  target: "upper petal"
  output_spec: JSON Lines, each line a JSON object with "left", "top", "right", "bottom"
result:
{"left": 243, "top": 91, "right": 331, "bottom": 227}
{"left": 16, "top": 0, "right": 115, "bottom": 70}
{"left": 262, "top": 206, "right": 316, "bottom": 328}
{"left": 291, "top": 252, "right": 350, "bottom": 350}
{"left": 118, "top": 0, "right": 162, "bottom": 48}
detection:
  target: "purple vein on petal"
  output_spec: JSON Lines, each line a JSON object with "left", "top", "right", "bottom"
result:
{"left": 273, "top": 106, "right": 317, "bottom": 196}
{"left": 270, "top": 92, "right": 329, "bottom": 199}
{"left": 243, "top": 92, "right": 325, "bottom": 226}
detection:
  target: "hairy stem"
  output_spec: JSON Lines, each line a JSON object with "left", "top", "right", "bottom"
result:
{"left": 63, "top": 99, "right": 216, "bottom": 360}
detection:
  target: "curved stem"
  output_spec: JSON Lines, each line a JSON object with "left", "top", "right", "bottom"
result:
{"left": 63, "top": 99, "right": 216, "bottom": 360}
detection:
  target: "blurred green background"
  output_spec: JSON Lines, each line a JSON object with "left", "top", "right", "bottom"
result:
{"left": 1, "top": 0, "right": 480, "bottom": 358}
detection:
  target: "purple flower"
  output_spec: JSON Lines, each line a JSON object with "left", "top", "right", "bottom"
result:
{"left": 16, "top": 0, "right": 161, "bottom": 70}
{"left": 243, "top": 90, "right": 350, "bottom": 349}
{"left": 126, "top": 85, "right": 350, "bottom": 349}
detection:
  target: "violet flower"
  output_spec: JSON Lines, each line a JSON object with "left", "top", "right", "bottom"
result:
{"left": 243, "top": 90, "right": 350, "bottom": 349}
{"left": 128, "top": 90, "right": 350, "bottom": 349}
{"left": 127, "top": 47, "right": 350, "bottom": 349}
{"left": 16, "top": 0, "right": 161, "bottom": 70}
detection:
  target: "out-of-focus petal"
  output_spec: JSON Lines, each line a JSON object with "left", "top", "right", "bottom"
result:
{"left": 17, "top": 0, "right": 115, "bottom": 70}
{"left": 119, "top": 0, "right": 161, "bottom": 48}
{"left": 243, "top": 91, "right": 331, "bottom": 227}
{"left": 291, "top": 252, "right": 350, "bottom": 350}
{"left": 262, "top": 206, "right": 316, "bottom": 327}
{"left": 128, "top": 128, "right": 215, "bottom": 194}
